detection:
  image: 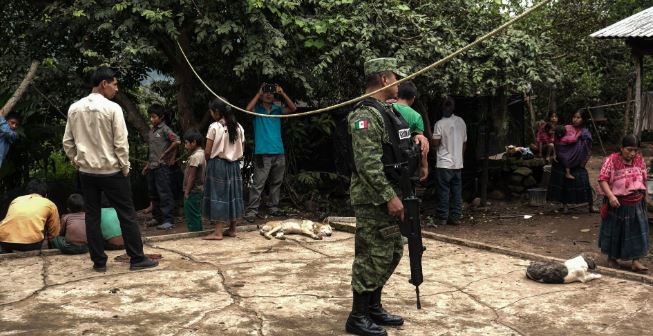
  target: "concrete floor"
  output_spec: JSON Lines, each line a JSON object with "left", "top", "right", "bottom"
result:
{"left": 1, "top": 230, "right": 652, "bottom": 336}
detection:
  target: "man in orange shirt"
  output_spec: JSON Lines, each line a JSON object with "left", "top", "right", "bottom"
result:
{"left": 0, "top": 180, "right": 60, "bottom": 253}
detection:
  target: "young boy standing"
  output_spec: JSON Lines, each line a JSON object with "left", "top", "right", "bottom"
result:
{"left": 142, "top": 104, "right": 180, "bottom": 230}
{"left": 182, "top": 130, "right": 206, "bottom": 232}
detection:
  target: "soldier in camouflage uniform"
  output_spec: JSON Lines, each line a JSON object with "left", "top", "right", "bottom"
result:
{"left": 345, "top": 58, "right": 407, "bottom": 336}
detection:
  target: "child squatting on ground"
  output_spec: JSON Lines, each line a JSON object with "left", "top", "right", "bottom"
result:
{"left": 52, "top": 194, "right": 89, "bottom": 254}
{"left": 52, "top": 193, "right": 125, "bottom": 254}
{"left": 182, "top": 130, "right": 206, "bottom": 232}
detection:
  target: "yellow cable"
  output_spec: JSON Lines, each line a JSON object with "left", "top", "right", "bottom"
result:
{"left": 178, "top": 0, "right": 553, "bottom": 118}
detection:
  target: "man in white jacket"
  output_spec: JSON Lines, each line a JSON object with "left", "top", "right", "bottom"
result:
{"left": 63, "top": 66, "right": 158, "bottom": 272}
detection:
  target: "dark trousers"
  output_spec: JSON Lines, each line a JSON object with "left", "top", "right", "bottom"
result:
{"left": 436, "top": 168, "right": 463, "bottom": 221}
{"left": 80, "top": 172, "right": 145, "bottom": 265}
{"left": 0, "top": 241, "right": 42, "bottom": 253}
{"left": 147, "top": 165, "right": 175, "bottom": 224}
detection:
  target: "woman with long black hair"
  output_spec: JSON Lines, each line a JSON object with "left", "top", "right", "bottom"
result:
{"left": 547, "top": 109, "right": 596, "bottom": 213}
{"left": 202, "top": 98, "right": 245, "bottom": 240}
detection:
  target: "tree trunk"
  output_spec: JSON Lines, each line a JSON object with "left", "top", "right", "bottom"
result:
{"left": 634, "top": 52, "right": 643, "bottom": 138}
{"left": 523, "top": 91, "right": 536, "bottom": 141}
{"left": 114, "top": 92, "right": 150, "bottom": 140}
{"left": 2, "top": 60, "right": 40, "bottom": 116}
{"left": 547, "top": 88, "right": 557, "bottom": 117}
{"left": 624, "top": 83, "right": 633, "bottom": 136}
{"left": 157, "top": 30, "right": 199, "bottom": 132}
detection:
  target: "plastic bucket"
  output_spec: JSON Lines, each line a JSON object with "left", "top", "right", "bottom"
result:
{"left": 527, "top": 188, "right": 547, "bottom": 206}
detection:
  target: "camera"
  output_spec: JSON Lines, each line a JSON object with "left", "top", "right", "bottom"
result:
{"left": 262, "top": 83, "right": 277, "bottom": 94}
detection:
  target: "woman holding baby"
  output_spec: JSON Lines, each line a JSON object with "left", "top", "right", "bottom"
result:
{"left": 546, "top": 109, "right": 596, "bottom": 213}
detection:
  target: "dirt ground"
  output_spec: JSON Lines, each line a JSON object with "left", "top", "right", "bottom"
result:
{"left": 140, "top": 154, "right": 653, "bottom": 272}
{"left": 423, "top": 153, "right": 653, "bottom": 271}
{"left": 2, "top": 229, "right": 653, "bottom": 336}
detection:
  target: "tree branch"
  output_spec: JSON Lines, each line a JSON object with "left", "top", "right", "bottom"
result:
{"left": 113, "top": 92, "right": 150, "bottom": 140}
{"left": 2, "top": 60, "right": 40, "bottom": 116}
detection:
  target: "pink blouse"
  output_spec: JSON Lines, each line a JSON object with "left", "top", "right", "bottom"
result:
{"left": 598, "top": 153, "right": 647, "bottom": 196}
{"left": 536, "top": 126, "right": 553, "bottom": 144}
{"left": 558, "top": 125, "right": 580, "bottom": 144}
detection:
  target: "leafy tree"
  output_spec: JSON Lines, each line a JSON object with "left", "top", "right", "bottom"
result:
{"left": 2, "top": 0, "right": 650, "bottom": 214}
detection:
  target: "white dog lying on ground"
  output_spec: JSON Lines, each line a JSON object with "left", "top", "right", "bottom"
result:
{"left": 526, "top": 255, "right": 602, "bottom": 284}
{"left": 260, "top": 219, "right": 333, "bottom": 240}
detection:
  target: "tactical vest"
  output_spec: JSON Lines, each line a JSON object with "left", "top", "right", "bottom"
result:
{"left": 351, "top": 98, "right": 414, "bottom": 183}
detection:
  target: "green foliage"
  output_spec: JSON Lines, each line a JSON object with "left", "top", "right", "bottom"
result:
{"left": 1, "top": 0, "right": 651, "bottom": 212}
{"left": 284, "top": 170, "right": 351, "bottom": 216}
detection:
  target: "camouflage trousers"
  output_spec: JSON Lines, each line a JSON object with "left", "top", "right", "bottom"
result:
{"left": 351, "top": 203, "right": 404, "bottom": 293}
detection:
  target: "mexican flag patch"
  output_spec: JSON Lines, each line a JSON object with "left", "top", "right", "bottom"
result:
{"left": 355, "top": 119, "right": 369, "bottom": 130}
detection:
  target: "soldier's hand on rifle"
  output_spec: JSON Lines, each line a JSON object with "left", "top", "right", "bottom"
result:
{"left": 387, "top": 196, "right": 404, "bottom": 221}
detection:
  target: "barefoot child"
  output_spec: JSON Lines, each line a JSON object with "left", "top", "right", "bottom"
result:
{"left": 182, "top": 130, "right": 206, "bottom": 232}
{"left": 202, "top": 98, "right": 245, "bottom": 240}
{"left": 51, "top": 194, "right": 89, "bottom": 254}
{"left": 142, "top": 104, "right": 180, "bottom": 230}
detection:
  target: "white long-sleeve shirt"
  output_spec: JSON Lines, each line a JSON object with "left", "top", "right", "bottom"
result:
{"left": 62, "top": 93, "right": 130, "bottom": 175}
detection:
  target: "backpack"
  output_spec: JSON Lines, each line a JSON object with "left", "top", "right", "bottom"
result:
{"left": 345, "top": 98, "right": 413, "bottom": 182}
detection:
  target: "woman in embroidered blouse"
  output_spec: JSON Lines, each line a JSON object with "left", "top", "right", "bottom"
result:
{"left": 598, "top": 135, "right": 650, "bottom": 273}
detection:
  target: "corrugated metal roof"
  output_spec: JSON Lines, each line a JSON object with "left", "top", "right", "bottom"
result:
{"left": 591, "top": 6, "right": 653, "bottom": 38}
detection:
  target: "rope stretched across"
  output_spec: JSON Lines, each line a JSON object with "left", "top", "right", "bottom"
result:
{"left": 178, "top": 0, "right": 553, "bottom": 118}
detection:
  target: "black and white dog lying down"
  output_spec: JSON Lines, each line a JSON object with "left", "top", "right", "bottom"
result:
{"left": 526, "top": 255, "right": 601, "bottom": 284}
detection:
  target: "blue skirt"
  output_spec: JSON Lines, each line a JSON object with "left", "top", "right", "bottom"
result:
{"left": 546, "top": 163, "right": 593, "bottom": 204}
{"left": 202, "top": 158, "right": 244, "bottom": 222}
{"left": 598, "top": 200, "right": 650, "bottom": 260}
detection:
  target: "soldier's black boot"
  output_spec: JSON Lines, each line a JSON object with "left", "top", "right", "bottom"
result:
{"left": 368, "top": 287, "right": 404, "bottom": 326}
{"left": 345, "top": 291, "right": 387, "bottom": 336}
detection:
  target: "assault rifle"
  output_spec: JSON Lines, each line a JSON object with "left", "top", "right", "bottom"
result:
{"left": 397, "top": 143, "right": 425, "bottom": 309}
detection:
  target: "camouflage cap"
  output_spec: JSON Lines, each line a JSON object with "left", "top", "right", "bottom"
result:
{"left": 364, "top": 57, "right": 408, "bottom": 78}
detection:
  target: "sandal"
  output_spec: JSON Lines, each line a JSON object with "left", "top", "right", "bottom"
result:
{"left": 631, "top": 260, "right": 649, "bottom": 273}
{"left": 631, "top": 267, "right": 649, "bottom": 274}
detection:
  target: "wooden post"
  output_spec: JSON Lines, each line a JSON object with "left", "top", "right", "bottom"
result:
{"left": 624, "top": 81, "right": 633, "bottom": 136}
{"left": 524, "top": 91, "right": 536, "bottom": 141}
{"left": 480, "top": 98, "right": 490, "bottom": 207}
{"left": 634, "top": 52, "right": 643, "bottom": 138}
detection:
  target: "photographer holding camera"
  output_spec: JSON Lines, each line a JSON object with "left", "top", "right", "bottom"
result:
{"left": 244, "top": 83, "right": 297, "bottom": 222}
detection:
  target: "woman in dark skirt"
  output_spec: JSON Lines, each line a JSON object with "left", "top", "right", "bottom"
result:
{"left": 202, "top": 98, "right": 245, "bottom": 240}
{"left": 547, "top": 109, "right": 595, "bottom": 213}
{"left": 598, "top": 135, "right": 649, "bottom": 273}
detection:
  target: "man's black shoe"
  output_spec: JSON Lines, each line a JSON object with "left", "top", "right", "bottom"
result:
{"left": 345, "top": 291, "right": 387, "bottom": 336}
{"left": 346, "top": 312, "right": 387, "bottom": 336}
{"left": 129, "top": 258, "right": 159, "bottom": 271}
{"left": 93, "top": 264, "right": 107, "bottom": 272}
{"left": 369, "top": 287, "right": 404, "bottom": 326}
{"left": 447, "top": 218, "right": 460, "bottom": 226}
